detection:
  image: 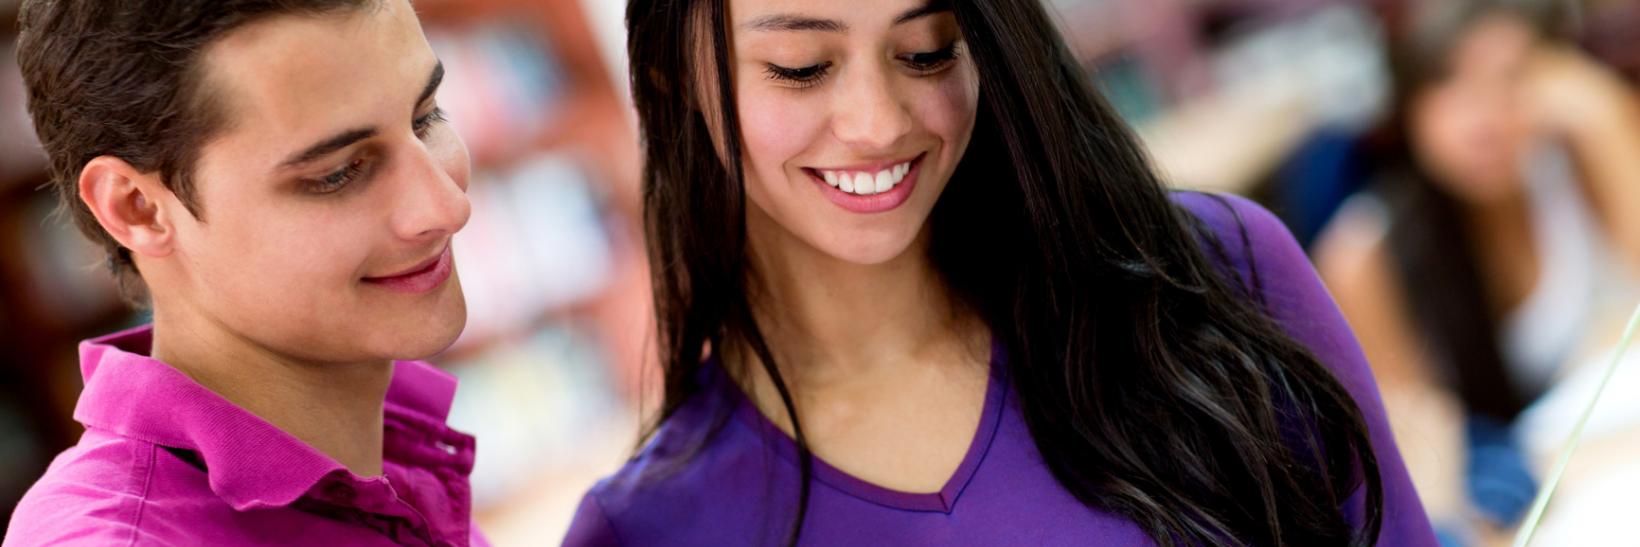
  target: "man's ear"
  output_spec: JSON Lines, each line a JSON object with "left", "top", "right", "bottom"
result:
{"left": 78, "top": 157, "right": 180, "bottom": 261}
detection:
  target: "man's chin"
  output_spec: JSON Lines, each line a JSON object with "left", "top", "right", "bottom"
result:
{"left": 372, "top": 301, "right": 468, "bottom": 363}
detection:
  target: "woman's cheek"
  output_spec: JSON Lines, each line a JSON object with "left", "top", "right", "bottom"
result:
{"left": 737, "top": 87, "right": 826, "bottom": 183}
{"left": 914, "top": 69, "right": 980, "bottom": 169}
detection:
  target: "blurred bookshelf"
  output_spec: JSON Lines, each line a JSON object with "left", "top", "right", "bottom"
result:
{"left": 1049, "top": 0, "right": 1392, "bottom": 198}
{"left": 409, "top": 0, "right": 647, "bottom": 543}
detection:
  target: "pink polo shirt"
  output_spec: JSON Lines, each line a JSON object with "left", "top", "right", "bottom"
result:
{"left": 4, "top": 326, "right": 488, "bottom": 546}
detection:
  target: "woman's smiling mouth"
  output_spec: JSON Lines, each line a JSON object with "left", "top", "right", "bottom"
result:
{"left": 804, "top": 152, "right": 925, "bottom": 214}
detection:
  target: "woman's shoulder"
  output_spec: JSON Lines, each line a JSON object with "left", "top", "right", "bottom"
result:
{"left": 1170, "top": 190, "right": 1282, "bottom": 241}
{"left": 1171, "top": 191, "right": 1387, "bottom": 315}
{"left": 1170, "top": 191, "right": 1307, "bottom": 293}
{"left": 565, "top": 375, "right": 783, "bottom": 546}
{"left": 566, "top": 415, "right": 719, "bottom": 545}
{"left": 1168, "top": 191, "right": 1378, "bottom": 402}
{"left": 1171, "top": 191, "right": 1441, "bottom": 545}
{"left": 1310, "top": 192, "right": 1395, "bottom": 287}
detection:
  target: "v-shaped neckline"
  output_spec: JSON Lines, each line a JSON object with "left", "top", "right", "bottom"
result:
{"left": 718, "top": 342, "right": 1009, "bottom": 514}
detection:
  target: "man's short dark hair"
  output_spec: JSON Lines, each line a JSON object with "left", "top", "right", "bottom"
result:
{"left": 16, "top": 0, "right": 377, "bottom": 293}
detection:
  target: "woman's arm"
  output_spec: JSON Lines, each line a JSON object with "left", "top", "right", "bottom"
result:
{"left": 562, "top": 491, "right": 622, "bottom": 546}
{"left": 1524, "top": 46, "right": 1640, "bottom": 270}
{"left": 1178, "top": 192, "right": 1439, "bottom": 546}
{"left": 1313, "top": 200, "right": 1468, "bottom": 531}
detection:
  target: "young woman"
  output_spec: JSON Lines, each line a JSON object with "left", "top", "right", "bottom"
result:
{"left": 1315, "top": 0, "right": 1640, "bottom": 540}
{"left": 568, "top": 0, "right": 1434, "bottom": 545}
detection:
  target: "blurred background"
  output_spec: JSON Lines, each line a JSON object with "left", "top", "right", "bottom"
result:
{"left": 1, "top": 0, "right": 1636, "bottom": 545}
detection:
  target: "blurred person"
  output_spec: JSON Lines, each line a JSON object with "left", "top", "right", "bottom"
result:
{"left": 5, "top": 0, "right": 486, "bottom": 544}
{"left": 1315, "top": 0, "right": 1640, "bottom": 542}
{"left": 564, "top": 0, "right": 1437, "bottom": 545}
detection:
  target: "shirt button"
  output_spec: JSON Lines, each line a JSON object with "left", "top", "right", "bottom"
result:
{"left": 324, "top": 482, "right": 357, "bottom": 503}
{"left": 435, "top": 441, "right": 459, "bottom": 456}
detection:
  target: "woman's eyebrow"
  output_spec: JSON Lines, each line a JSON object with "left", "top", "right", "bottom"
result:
{"left": 740, "top": 1, "right": 949, "bottom": 33}
{"left": 742, "top": 14, "right": 844, "bottom": 33}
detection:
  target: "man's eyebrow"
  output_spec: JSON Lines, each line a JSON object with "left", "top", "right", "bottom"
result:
{"left": 280, "top": 127, "right": 377, "bottom": 169}
{"left": 416, "top": 61, "right": 444, "bottom": 108}
{"left": 277, "top": 61, "right": 443, "bottom": 170}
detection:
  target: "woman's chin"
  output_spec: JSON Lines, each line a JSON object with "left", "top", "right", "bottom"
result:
{"left": 810, "top": 229, "right": 925, "bottom": 267}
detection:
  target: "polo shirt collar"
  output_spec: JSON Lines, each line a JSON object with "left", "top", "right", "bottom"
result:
{"left": 72, "top": 325, "right": 466, "bottom": 512}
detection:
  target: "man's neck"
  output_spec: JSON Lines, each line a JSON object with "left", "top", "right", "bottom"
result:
{"left": 148, "top": 303, "right": 393, "bottom": 477}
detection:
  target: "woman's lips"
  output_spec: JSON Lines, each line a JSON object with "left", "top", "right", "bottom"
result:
{"left": 362, "top": 245, "right": 453, "bottom": 294}
{"left": 806, "top": 153, "right": 924, "bottom": 214}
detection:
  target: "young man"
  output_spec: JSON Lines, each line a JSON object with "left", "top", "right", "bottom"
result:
{"left": 6, "top": 1, "right": 484, "bottom": 544}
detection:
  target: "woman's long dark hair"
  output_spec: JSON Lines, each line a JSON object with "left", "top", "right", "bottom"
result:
{"left": 626, "top": 0, "right": 1384, "bottom": 545}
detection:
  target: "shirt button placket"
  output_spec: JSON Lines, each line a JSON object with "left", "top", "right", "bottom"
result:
{"left": 323, "top": 481, "right": 358, "bottom": 504}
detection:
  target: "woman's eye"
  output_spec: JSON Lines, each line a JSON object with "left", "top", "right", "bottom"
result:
{"left": 901, "top": 44, "right": 960, "bottom": 73}
{"left": 764, "top": 62, "right": 832, "bottom": 88}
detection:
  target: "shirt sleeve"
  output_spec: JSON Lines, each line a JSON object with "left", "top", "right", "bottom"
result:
{"left": 4, "top": 496, "right": 144, "bottom": 547}
{"left": 561, "top": 489, "right": 623, "bottom": 547}
{"left": 1177, "top": 192, "right": 1439, "bottom": 546}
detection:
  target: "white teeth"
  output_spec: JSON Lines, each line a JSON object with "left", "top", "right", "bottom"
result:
{"left": 818, "top": 160, "right": 915, "bottom": 197}
{"left": 854, "top": 172, "right": 876, "bottom": 195}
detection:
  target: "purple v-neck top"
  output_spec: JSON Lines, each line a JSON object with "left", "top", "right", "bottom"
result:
{"left": 563, "top": 193, "right": 1436, "bottom": 546}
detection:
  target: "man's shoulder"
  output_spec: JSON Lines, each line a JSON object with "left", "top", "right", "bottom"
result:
{"left": 7, "top": 430, "right": 153, "bottom": 546}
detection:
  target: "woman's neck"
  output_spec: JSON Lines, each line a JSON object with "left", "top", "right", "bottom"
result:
{"left": 741, "top": 218, "right": 984, "bottom": 391}
{"left": 148, "top": 302, "right": 392, "bottom": 477}
{"left": 734, "top": 214, "right": 993, "bottom": 480}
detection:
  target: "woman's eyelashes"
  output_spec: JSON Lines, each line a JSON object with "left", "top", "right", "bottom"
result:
{"left": 762, "top": 43, "right": 962, "bottom": 88}
{"left": 764, "top": 61, "right": 833, "bottom": 88}
{"left": 900, "top": 43, "right": 961, "bottom": 73}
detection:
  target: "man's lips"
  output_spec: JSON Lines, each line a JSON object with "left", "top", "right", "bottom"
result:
{"left": 362, "top": 245, "right": 454, "bottom": 294}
